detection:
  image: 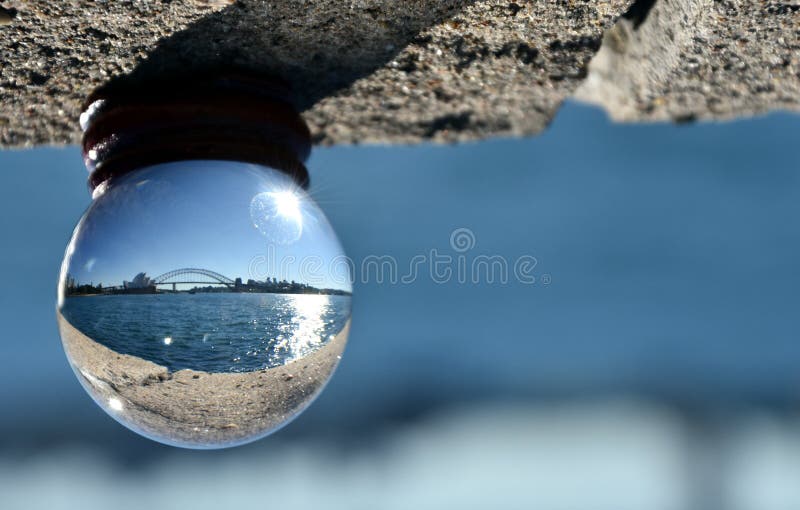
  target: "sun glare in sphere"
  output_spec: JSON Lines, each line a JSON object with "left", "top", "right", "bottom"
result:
{"left": 272, "top": 190, "right": 302, "bottom": 224}
{"left": 250, "top": 188, "right": 305, "bottom": 244}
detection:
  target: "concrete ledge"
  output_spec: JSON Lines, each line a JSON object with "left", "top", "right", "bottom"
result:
{"left": 576, "top": 0, "right": 800, "bottom": 123}
{"left": 0, "top": 0, "right": 629, "bottom": 147}
{"left": 1, "top": 0, "right": 798, "bottom": 149}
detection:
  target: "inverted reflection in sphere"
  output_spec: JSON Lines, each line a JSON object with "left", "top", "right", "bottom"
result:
{"left": 57, "top": 161, "right": 352, "bottom": 448}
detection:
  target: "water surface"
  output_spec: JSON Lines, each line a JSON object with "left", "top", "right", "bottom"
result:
{"left": 61, "top": 293, "right": 351, "bottom": 373}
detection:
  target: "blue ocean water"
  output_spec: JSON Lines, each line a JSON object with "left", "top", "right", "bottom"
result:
{"left": 60, "top": 293, "right": 351, "bottom": 373}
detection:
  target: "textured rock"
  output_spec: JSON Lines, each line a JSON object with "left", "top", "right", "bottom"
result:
{"left": 576, "top": 0, "right": 800, "bottom": 122}
{"left": 0, "top": 0, "right": 629, "bottom": 148}
{"left": 0, "top": 1, "right": 217, "bottom": 148}
{"left": 2, "top": 0, "right": 798, "bottom": 149}
{"left": 0, "top": 5, "right": 15, "bottom": 25}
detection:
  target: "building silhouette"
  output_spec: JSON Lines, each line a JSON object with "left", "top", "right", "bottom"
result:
{"left": 123, "top": 272, "right": 154, "bottom": 289}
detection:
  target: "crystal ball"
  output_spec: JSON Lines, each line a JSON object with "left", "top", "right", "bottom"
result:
{"left": 57, "top": 161, "right": 352, "bottom": 448}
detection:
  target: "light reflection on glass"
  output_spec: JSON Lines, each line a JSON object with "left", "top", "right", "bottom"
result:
{"left": 250, "top": 189, "right": 305, "bottom": 245}
{"left": 108, "top": 397, "right": 124, "bottom": 412}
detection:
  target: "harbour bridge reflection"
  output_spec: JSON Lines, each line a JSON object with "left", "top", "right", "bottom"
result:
{"left": 152, "top": 268, "right": 235, "bottom": 291}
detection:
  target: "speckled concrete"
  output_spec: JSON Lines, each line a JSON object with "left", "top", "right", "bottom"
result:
{"left": 575, "top": 0, "right": 800, "bottom": 122}
{"left": 0, "top": 0, "right": 629, "bottom": 147}
{"left": 1, "top": 0, "right": 798, "bottom": 149}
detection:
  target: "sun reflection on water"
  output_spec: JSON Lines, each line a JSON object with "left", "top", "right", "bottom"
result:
{"left": 272, "top": 294, "right": 331, "bottom": 364}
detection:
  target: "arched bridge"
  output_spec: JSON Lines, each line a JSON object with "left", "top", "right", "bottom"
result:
{"left": 152, "top": 268, "right": 235, "bottom": 289}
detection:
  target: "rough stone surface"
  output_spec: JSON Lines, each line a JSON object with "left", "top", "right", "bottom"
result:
{"left": 0, "top": 1, "right": 213, "bottom": 148}
{"left": 0, "top": 0, "right": 629, "bottom": 148}
{"left": 2, "top": 0, "right": 799, "bottom": 149}
{"left": 576, "top": 0, "right": 800, "bottom": 122}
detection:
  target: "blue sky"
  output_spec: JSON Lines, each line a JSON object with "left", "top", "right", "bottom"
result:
{"left": 60, "top": 161, "right": 350, "bottom": 291}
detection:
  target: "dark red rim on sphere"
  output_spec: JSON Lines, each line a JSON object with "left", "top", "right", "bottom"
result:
{"left": 81, "top": 74, "right": 312, "bottom": 192}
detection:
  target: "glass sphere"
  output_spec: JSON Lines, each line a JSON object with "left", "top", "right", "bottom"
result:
{"left": 57, "top": 161, "right": 352, "bottom": 448}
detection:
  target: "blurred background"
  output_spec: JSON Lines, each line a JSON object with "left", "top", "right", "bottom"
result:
{"left": 2, "top": 102, "right": 800, "bottom": 510}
